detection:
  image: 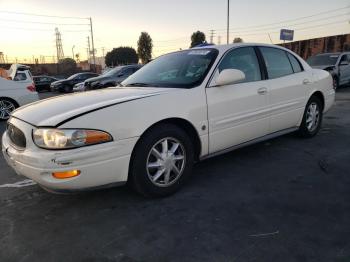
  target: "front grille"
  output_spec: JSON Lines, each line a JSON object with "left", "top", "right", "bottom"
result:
{"left": 7, "top": 123, "right": 26, "bottom": 149}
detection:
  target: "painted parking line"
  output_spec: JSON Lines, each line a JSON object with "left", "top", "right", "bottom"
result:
{"left": 0, "top": 179, "right": 36, "bottom": 188}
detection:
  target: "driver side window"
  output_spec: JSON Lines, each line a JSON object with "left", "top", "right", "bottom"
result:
{"left": 218, "top": 47, "right": 261, "bottom": 83}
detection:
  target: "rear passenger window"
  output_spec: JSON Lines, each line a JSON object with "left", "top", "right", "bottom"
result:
{"left": 14, "top": 72, "right": 27, "bottom": 81}
{"left": 287, "top": 53, "right": 303, "bottom": 73}
{"left": 218, "top": 47, "right": 261, "bottom": 83}
{"left": 260, "top": 47, "right": 293, "bottom": 79}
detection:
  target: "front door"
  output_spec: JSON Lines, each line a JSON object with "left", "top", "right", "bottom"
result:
{"left": 206, "top": 47, "right": 269, "bottom": 154}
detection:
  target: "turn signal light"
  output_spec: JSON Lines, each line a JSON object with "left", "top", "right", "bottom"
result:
{"left": 52, "top": 170, "right": 81, "bottom": 179}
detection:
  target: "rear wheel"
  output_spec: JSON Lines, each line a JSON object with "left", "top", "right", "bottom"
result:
{"left": 129, "top": 124, "right": 194, "bottom": 197}
{"left": 0, "top": 98, "right": 17, "bottom": 121}
{"left": 297, "top": 96, "right": 323, "bottom": 138}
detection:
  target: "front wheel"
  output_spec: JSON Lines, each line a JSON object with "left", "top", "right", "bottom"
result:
{"left": 297, "top": 96, "right": 323, "bottom": 138}
{"left": 0, "top": 98, "right": 17, "bottom": 121}
{"left": 129, "top": 124, "right": 194, "bottom": 197}
{"left": 333, "top": 77, "right": 339, "bottom": 90}
{"left": 62, "top": 85, "right": 72, "bottom": 93}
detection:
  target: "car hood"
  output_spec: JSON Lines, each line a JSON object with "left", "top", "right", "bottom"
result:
{"left": 11, "top": 87, "right": 171, "bottom": 127}
{"left": 86, "top": 76, "right": 112, "bottom": 83}
{"left": 51, "top": 79, "right": 69, "bottom": 85}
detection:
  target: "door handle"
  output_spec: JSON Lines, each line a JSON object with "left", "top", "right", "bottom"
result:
{"left": 257, "top": 87, "right": 267, "bottom": 95}
{"left": 303, "top": 79, "right": 311, "bottom": 85}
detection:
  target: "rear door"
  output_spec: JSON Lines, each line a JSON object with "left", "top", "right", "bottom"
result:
{"left": 258, "top": 47, "right": 309, "bottom": 133}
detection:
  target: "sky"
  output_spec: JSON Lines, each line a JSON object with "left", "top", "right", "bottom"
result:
{"left": 0, "top": 0, "right": 349, "bottom": 63}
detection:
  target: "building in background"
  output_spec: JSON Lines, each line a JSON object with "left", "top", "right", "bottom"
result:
{"left": 280, "top": 34, "right": 350, "bottom": 60}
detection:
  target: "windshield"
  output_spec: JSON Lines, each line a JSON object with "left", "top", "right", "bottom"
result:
{"left": 122, "top": 48, "right": 219, "bottom": 88}
{"left": 307, "top": 54, "right": 339, "bottom": 66}
{"left": 103, "top": 67, "right": 122, "bottom": 77}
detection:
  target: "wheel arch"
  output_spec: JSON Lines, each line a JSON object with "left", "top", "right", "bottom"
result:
{"left": 309, "top": 91, "right": 325, "bottom": 111}
{"left": 0, "top": 97, "right": 20, "bottom": 107}
{"left": 130, "top": 117, "right": 202, "bottom": 165}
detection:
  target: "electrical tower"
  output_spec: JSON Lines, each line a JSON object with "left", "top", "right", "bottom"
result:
{"left": 55, "top": 28, "right": 64, "bottom": 62}
{"left": 0, "top": 52, "right": 5, "bottom": 64}
{"left": 209, "top": 30, "right": 216, "bottom": 44}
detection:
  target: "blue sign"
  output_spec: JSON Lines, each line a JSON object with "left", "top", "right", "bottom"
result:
{"left": 280, "top": 29, "right": 294, "bottom": 41}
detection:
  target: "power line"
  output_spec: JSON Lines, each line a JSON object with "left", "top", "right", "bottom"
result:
{"left": 228, "top": 13, "right": 350, "bottom": 34}
{"left": 0, "top": 26, "right": 90, "bottom": 32}
{"left": 0, "top": 18, "right": 89, "bottom": 26}
{"left": 230, "top": 19, "right": 350, "bottom": 37}
{"left": 213, "top": 5, "right": 350, "bottom": 32}
{"left": 0, "top": 10, "right": 88, "bottom": 20}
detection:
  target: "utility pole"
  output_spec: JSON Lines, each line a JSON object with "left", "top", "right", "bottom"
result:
{"left": 217, "top": 35, "right": 222, "bottom": 45}
{"left": 89, "top": 17, "right": 96, "bottom": 72}
{"left": 72, "top": 45, "right": 75, "bottom": 60}
{"left": 87, "top": 36, "right": 91, "bottom": 66}
{"left": 101, "top": 47, "right": 105, "bottom": 58}
{"left": 209, "top": 30, "right": 216, "bottom": 44}
{"left": 227, "top": 0, "right": 230, "bottom": 44}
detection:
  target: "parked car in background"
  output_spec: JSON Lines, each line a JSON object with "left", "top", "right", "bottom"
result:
{"left": 84, "top": 64, "right": 142, "bottom": 90}
{"left": 50, "top": 72, "right": 99, "bottom": 93}
{"left": 307, "top": 52, "right": 350, "bottom": 90}
{"left": 73, "top": 82, "right": 85, "bottom": 92}
{"left": 7, "top": 64, "right": 33, "bottom": 84}
{"left": 33, "top": 76, "right": 58, "bottom": 92}
{"left": 0, "top": 76, "right": 38, "bottom": 120}
{"left": 2, "top": 43, "right": 334, "bottom": 197}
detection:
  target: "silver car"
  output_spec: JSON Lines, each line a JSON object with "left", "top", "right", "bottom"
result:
{"left": 307, "top": 52, "right": 350, "bottom": 90}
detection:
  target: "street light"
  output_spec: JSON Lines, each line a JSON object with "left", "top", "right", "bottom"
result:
{"left": 72, "top": 45, "right": 75, "bottom": 60}
{"left": 227, "top": 0, "right": 230, "bottom": 44}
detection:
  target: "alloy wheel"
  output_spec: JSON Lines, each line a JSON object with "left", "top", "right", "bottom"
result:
{"left": 0, "top": 99, "right": 16, "bottom": 120}
{"left": 306, "top": 102, "right": 320, "bottom": 132}
{"left": 146, "top": 137, "right": 186, "bottom": 187}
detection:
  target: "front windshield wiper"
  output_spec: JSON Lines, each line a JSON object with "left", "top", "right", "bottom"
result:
{"left": 125, "top": 83, "right": 158, "bottom": 87}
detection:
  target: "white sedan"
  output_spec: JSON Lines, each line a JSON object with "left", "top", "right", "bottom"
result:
{"left": 2, "top": 43, "right": 335, "bottom": 197}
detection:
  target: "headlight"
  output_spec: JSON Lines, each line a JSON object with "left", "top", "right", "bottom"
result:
{"left": 33, "top": 129, "right": 113, "bottom": 149}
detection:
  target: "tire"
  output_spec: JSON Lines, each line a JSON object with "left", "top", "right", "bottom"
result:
{"left": 333, "top": 77, "right": 339, "bottom": 91}
{"left": 129, "top": 124, "right": 194, "bottom": 197}
{"left": 297, "top": 96, "right": 323, "bottom": 138}
{"left": 63, "top": 85, "right": 72, "bottom": 93}
{"left": 0, "top": 98, "right": 17, "bottom": 121}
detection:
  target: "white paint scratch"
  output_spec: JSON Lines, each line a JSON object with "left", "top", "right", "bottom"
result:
{"left": 249, "top": 231, "right": 279, "bottom": 237}
{"left": 0, "top": 179, "right": 37, "bottom": 188}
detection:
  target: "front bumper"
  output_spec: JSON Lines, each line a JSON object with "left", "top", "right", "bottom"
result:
{"left": 2, "top": 117, "right": 138, "bottom": 191}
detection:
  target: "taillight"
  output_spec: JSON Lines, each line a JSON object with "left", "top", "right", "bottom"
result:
{"left": 26, "top": 82, "right": 36, "bottom": 92}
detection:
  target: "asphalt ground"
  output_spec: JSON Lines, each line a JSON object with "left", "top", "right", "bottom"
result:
{"left": 0, "top": 89, "right": 349, "bottom": 262}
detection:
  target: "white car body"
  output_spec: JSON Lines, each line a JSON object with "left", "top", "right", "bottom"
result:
{"left": 0, "top": 76, "right": 39, "bottom": 114}
{"left": 2, "top": 43, "right": 335, "bottom": 193}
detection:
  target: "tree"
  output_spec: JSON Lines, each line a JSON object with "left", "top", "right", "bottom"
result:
{"left": 233, "top": 37, "right": 243, "bottom": 43}
{"left": 190, "top": 31, "right": 206, "bottom": 48}
{"left": 137, "top": 32, "right": 153, "bottom": 64}
{"left": 105, "top": 47, "right": 138, "bottom": 66}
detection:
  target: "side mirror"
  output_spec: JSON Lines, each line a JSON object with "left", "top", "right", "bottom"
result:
{"left": 215, "top": 69, "right": 245, "bottom": 87}
{"left": 340, "top": 61, "right": 349, "bottom": 66}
